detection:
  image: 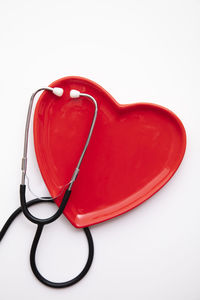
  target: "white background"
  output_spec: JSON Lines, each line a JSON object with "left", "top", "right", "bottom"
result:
{"left": 0, "top": 0, "right": 199, "bottom": 299}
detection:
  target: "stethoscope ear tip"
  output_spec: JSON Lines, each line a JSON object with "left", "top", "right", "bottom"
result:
{"left": 70, "top": 89, "right": 80, "bottom": 99}
{"left": 52, "top": 87, "right": 64, "bottom": 97}
{"left": 52, "top": 88, "right": 81, "bottom": 98}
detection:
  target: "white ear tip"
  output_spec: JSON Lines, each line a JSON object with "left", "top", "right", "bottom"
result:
{"left": 70, "top": 89, "right": 80, "bottom": 98}
{"left": 53, "top": 87, "right": 64, "bottom": 97}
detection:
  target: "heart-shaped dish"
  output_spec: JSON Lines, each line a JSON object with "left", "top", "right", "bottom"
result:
{"left": 34, "top": 76, "right": 186, "bottom": 228}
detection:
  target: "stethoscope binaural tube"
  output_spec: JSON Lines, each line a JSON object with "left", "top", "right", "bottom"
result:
{"left": 20, "top": 87, "right": 98, "bottom": 225}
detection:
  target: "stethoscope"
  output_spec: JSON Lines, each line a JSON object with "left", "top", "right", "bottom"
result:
{"left": 0, "top": 87, "right": 98, "bottom": 288}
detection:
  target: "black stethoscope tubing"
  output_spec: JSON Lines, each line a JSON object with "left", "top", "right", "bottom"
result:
{"left": 0, "top": 197, "right": 94, "bottom": 288}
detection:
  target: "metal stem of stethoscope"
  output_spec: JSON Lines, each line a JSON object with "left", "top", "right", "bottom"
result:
{"left": 20, "top": 87, "right": 98, "bottom": 225}
{"left": 21, "top": 87, "right": 61, "bottom": 186}
{"left": 21, "top": 88, "right": 98, "bottom": 190}
{"left": 68, "top": 90, "right": 98, "bottom": 190}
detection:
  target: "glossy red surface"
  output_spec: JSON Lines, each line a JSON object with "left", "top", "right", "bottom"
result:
{"left": 34, "top": 76, "right": 186, "bottom": 228}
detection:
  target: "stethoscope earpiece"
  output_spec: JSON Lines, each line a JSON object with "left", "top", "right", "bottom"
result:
{"left": 52, "top": 87, "right": 64, "bottom": 97}
{"left": 70, "top": 89, "right": 81, "bottom": 98}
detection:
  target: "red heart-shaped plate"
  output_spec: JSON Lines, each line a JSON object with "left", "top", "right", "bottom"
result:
{"left": 34, "top": 76, "right": 186, "bottom": 228}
